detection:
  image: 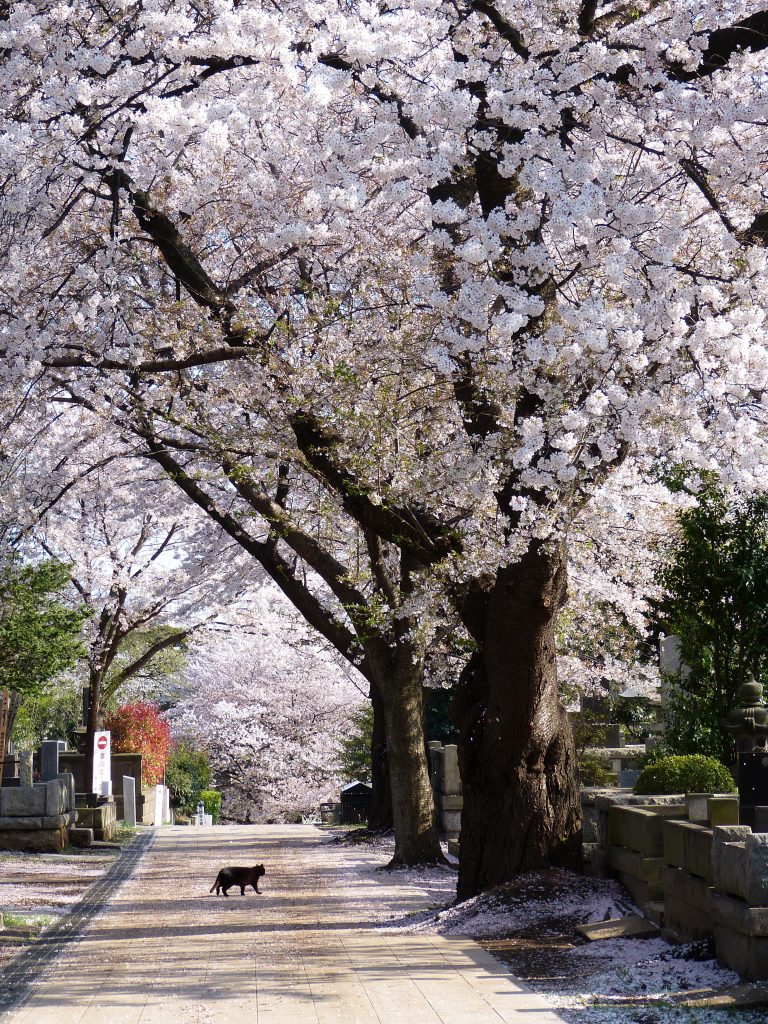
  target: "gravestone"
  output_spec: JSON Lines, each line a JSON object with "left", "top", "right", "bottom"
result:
{"left": 19, "top": 751, "right": 32, "bottom": 787}
{"left": 40, "top": 740, "right": 66, "bottom": 782}
{"left": 442, "top": 744, "right": 461, "bottom": 794}
{"left": 153, "top": 784, "right": 164, "bottom": 827}
{"left": 122, "top": 775, "right": 136, "bottom": 827}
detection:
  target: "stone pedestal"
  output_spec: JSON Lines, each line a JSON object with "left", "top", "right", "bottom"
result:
{"left": 0, "top": 775, "right": 76, "bottom": 852}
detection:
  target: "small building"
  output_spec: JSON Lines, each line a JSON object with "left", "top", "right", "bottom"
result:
{"left": 339, "top": 780, "right": 372, "bottom": 825}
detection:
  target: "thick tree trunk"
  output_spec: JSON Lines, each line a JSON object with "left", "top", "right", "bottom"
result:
{"left": 453, "top": 542, "right": 581, "bottom": 900}
{"left": 368, "top": 681, "right": 393, "bottom": 831}
{"left": 373, "top": 650, "right": 444, "bottom": 866}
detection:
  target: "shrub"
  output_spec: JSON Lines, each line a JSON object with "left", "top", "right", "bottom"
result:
{"left": 634, "top": 754, "right": 736, "bottom": 796}
{"left": 199, "top": 789, "right": 222, "bottom": 823}
{"left": 165, "top": 743, "right": 211, "bottom": 815}
{"left": 105, "top": 701, "right": 172, "bottom": 786}
{"left": 578, "top": 754, "right": 614, "bottom": 787}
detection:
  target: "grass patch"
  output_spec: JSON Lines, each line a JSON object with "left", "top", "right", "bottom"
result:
{"left": 113, "top": 824, "right": 139, "bottom": 845}
{"left": 3, "top": 913, "right": 53, "bottom": 929}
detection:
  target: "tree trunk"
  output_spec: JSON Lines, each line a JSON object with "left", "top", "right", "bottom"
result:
{"left": 453, "top": 542, "right": 581, "bottom": 900}
{"left": 368, "top": 681, "right": 393, "bottom": 831}
{"left": 373, "top": 649, "right": 444, "bottom": 866}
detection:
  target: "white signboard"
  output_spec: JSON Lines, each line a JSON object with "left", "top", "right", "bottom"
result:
{"left": 92, "top": 730, "right": 111, "bottom": 795}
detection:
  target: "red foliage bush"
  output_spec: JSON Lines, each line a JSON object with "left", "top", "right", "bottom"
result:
{"left": 105, "top": 701, "right": 172, "bottom": 786}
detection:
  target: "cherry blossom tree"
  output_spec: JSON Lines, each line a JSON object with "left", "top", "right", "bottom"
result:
{"left": 1, "top": 2, "right": 767, "bottom": 896}
{"left": 169, "top": 590, "right": 366, "bottom": 822}
{"left": 32, "top": 448, "right": 256, "bottom": 784}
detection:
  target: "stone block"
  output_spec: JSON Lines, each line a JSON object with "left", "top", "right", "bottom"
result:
{"left": 718, "top": 843, "right": 748, "bottom": 900}
{"left": 40, "top": 740, "right": 62, "bottom": 782}
{"left": 711, "top": 893, "right": 768, "bottom": 938}
{"left": 0, "top": 827, "right": 68, "bottom": 853}
{"left": 0, "top": 787, "right": 45, "bottom": 817}
{"left": 610, "top": 864, "right": 659, "bottom": 905}
{"left": 609, "top": 806, "right": 664, "bottom": 857}
{"left": 746, "top": 834, "right": 768, "bottom": 907}
{"left": 40, "top": 814, "right": 70, "bottom": 828}
{"left": 441, "top": 744, "right": 461, "bottom": 795}
{"left": 661, "top": 866, "right": 714, "bottom": 942}
{"left": 0, "top": 816, "right": 43, "bottom": 829}
{"left": 122, "top": 775, "right": 136, "bottom": 827}
{"left": 58, "top": 773, "right": 75, "bottom": 813}
{"left": 441, "top": 809, "right": 461, "bottom": 835}
{"left": 709, "top": 796, "right": 740, "bottom": 828}
{"left": 612, "top": 846, "right": 665, "bottom": 883}
{"left": 661, "top": 864, "right": 713, "bottom": 910}
{"left": 582, "top": 805, "right": 599, "bottom": 844}
{"left": 74, "top": 799, "right": 116, "bottom": 841}
{"left": 437, "top": 793, "right": 463, "bottom": 811}
{"left": 663, "top": 820, "right": 688, "bottom": 870}
{"left": 715, "top": 923, "right": 768, "bottom": 980}
{"left": 69, "top": 827, "right": 93, "bottom": 848}
{"left": 44, "top": 779, "right": 67, "bottom": 816}
{"left": 713, "top": 825, "right": 752, "bottom": 893}
{"left": 685, "top": 824, "right": 714, "bottom": 882}
{"left": 18, "top": 751, "right": 32, "bottom": 787}
{"left": 686, "top": 793, "right": 710, "bottom": 824}
{"left": 636, "top": 803, "right": 688, "bottom": 819}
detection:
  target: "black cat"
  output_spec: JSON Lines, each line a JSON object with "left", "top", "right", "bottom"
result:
{"left": 210, "top": 864, "right": 265, "bottom": 896}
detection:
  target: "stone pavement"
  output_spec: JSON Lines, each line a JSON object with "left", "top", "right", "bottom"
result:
{"left": 1, "top": 824, "right": 566, "bottom": 1023}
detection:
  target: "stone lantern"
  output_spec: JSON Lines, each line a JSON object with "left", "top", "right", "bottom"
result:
{"left": 722, "top": 674, "right": 768, "bottom": 754}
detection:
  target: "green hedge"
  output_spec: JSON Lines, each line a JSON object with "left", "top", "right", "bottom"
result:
{"left": 578, "top": 754, "right": 614, "bottom": 787}
{"left": 634, "top": 754, "right": 736, "bottom": 796}
{"left": 198, "top": 790, "right": 222, "bottom": 824}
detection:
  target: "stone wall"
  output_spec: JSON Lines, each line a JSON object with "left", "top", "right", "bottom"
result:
{"left": 0, "top": 775, "right": 77, "bottom": 852}
{"left": 587, "top": 788, "right": 768, "bottom": 979}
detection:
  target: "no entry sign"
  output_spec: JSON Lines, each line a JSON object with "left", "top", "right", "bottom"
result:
{"left": 92, "top": 730, "right": 112, "bottom": 795}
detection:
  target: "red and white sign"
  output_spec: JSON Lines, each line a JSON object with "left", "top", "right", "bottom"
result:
{"left": 92, "top": 730, "right": 112, "bottom": 795}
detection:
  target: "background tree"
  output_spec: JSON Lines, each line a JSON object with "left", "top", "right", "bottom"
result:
{"left": 34, "top": 453, "right": 256, "bottom": 788}
{"left": 0, "top": 557, "right": 88, "bottom": 754}
{"left": 165, "top": 742, "right": 212, "bottom": 817}
{"left": 656, "top": 480, "right": 768, "bottom": 760}
{"left": 105, "top": 701, "right": 172, "bottom": 786}
{"left": 338, "top": 704, "right": 374, "bottom": 785}
{"left": 170, "top": 591, "right": 365, "bottom": 822}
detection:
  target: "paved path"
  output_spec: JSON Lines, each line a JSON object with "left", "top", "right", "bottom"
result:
{"left": 2, "top": 825, "right": 565, "bottom": 1024}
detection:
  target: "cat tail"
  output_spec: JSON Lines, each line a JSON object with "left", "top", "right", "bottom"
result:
{"left": 210, "top": 872, "right": 221, "bottom": 893}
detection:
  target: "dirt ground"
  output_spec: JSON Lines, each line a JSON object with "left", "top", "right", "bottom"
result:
{"left": 0, "top": 848, "right": 118, "bottom": 969}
